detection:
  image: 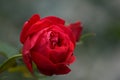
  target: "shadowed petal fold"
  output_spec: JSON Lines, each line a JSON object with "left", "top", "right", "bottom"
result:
{"left": 31, "top": 52, "right": 56, "bottom": 76}
{"left": 55, "top": 64, "right": 71, "bottom": 75}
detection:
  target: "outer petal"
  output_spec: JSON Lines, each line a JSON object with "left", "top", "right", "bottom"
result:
{"left": 26, "top": 19, "right": 52, "bottom": 37}
{"left": 22, "top": 37, "right": 33, "bottom": 73}
{"left": 66, "top": 55, "right": 76, "bottom": 64}
{"left": 55, "top": 63, "right": 71, "bottom": 75}
{"left": 31, "top": 52, "right": 56, "bottom": 76}
{"left": 41, "top": 16, "right": 65, "bottom": 25}
{"left": 23, "top": 54, "right": 33, "bottom": 73}
{"left": 65, "top": 42, "right": 76, "bottom": 64}
{"left": 49, "top": 46, "right": 68, "bottom": 64}
{"left": 31, "top": 52, "right": 71, "bottom": 76}
{"left": 22, "top": 31, "right": 44, "bottom": 73}
{"left": 20, "top": 14, "right": 40, "bottom": 44}
{"left": 68, "top": 22, "right": 82, "bottom": 42}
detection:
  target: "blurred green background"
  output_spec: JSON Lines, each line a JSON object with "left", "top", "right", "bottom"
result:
{"left": 0, "top": 0, "right": 120, "bottom": 80}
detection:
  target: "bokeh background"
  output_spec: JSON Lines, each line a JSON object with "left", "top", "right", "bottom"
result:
{"left": 0, "top": 0, "right": 120, "bottom": 80}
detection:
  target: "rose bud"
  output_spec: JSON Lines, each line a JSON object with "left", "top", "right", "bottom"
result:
{"left": 20, "top": 14, "right": 82, "bottom": 76}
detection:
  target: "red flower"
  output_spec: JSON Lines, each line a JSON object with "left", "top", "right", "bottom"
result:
{"left": 20, "top": 14, "right": 82, "bottom": 76}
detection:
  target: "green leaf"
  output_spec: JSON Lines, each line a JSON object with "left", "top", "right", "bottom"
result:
{"left": 0, "top": 54, "right": 22, "bottom": 73}
{"left": 77, "top": 33, "right": 96, "bottom": 45}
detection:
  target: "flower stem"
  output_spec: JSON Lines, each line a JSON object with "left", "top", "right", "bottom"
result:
{"left": 0, "top": 54, "right": 22, "bottom": 73}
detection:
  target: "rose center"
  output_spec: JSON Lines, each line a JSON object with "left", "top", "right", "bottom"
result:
{"left": 48, "top": 31, "right": 62, "bottom": 49}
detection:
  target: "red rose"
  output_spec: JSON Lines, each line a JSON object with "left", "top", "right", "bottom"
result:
{"left": 20, "top": 14, "right": 82, "bottom": 76}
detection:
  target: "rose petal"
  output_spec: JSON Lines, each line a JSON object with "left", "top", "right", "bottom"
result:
{"left": 22, "top": 37, "right": 31, "bottom": 55}
{"left": 20, "top": 14, "right": 40, "bottom": 44}
{"left": 57, "top": 24, "right": 76, "bottom": 46}
{"left": 22, "top": 37, "right": 33, "bottom": 73}
{"left": 26, "top": 19, "right": 52, "bottom": 36}
{"left": 42, "top": 16, "right": 65, "bottom": 25}
{"left": 31, "top": 30, "right": 50, "bottom": 57}
{"left": 23, "top": 54, "right": 33, "bottom": 73}
{"left": 22, "top": 31, "right": 48, "bottom": 74}
{"left": 31, "top": 52, "right": 56, "bottom": 76}
{"left": 49, "top": 46, "right": 68, "bottom": 63}
{"left": 65, "top": 52, "right": 74, "bottom": 64}
{"left": 68, "top": 22, "right": 82, "bottom": 42}
{"left": 67, "top": 55, "right": 76, "bottom": 64}
{"left": 65, "top": 42, "right": 75, "bottom": 64}
{"left": 55, "top": 63, "right": 71, "bottom": 75}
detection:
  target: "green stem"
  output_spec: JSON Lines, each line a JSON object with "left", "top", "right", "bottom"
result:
{"left": 0, "top": 54, "right": 22, "bottom": 73}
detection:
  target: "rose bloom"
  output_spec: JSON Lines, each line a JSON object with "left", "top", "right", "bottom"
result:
{"left": 20, "top": 14, "right": 82, "bottom": 76}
